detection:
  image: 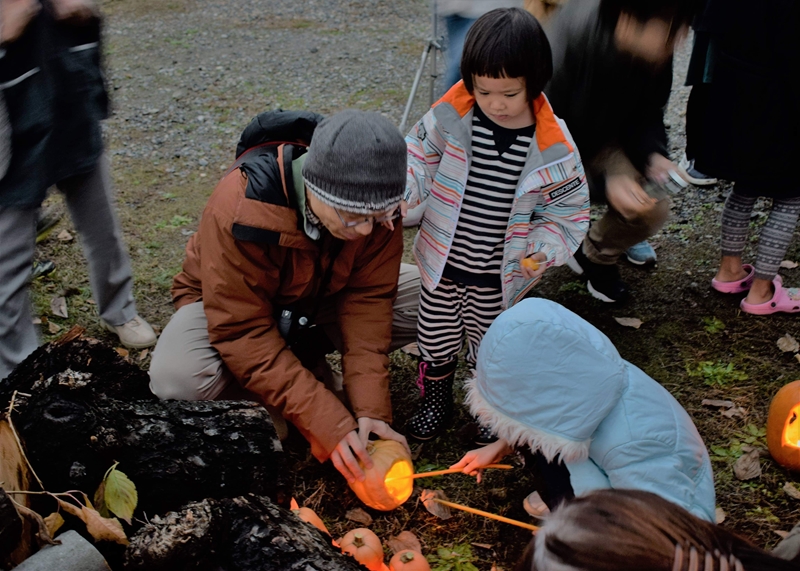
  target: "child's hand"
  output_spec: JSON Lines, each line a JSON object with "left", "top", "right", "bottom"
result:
{"left": 49, "top": 0, "right": 97, "bottom": 22}
{"left": 646, "top": 153, "right": 678, "bottom": 185}
{"left": 450, "top": 439, "right": 511, "bottom": 483}
{"left": 606, "top": 174, "right": 657, "bottom": 220}
{"left": 520, "top": 253, "right": 547, "bottom": 280}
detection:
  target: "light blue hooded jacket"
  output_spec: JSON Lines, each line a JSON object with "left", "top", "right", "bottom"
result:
{"left": 466, "top": 298, "right": 716, "bottom": 522}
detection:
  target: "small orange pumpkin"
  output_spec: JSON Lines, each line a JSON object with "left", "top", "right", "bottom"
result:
{"left": 292, "top": 506, "right": 330, "bottom": 536}
{"left": 389, "top": 549, "right": 430, "bottom": 571}
{"left": 767, "top": 380, "right": 800, "bottom": 471}
{"left": 348, "top": 440, "right": 414, "bottom": 511}
{"left": 340, "top": 528, "right": 384, "bottom": 571}
{"left": 521, "top": 258, "right": 540, "bottom": 271}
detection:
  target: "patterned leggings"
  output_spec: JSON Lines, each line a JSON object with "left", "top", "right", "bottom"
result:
{"left": 721, "top": 189, "right": 800, "bottom": 281}
{"left": 417, "top": 277, "right": 504, "bottom": 368}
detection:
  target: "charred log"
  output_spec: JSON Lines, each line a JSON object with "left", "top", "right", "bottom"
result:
{"left": 0, "top": 333, "right": 288, "bottom": 522}
{"left": 124, "top": 494, "right": 367, "bottom": 571}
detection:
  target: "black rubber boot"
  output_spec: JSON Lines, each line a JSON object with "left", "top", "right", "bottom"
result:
{"left": 406, "top": 359, "right": 457, "bottom": 441}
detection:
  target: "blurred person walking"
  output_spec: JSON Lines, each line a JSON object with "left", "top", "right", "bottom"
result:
{"left": 0, "top": 0, "right": 156, "bottom": 381}
{"left": 546, "top": 0, "right": 701, "bottom": 302}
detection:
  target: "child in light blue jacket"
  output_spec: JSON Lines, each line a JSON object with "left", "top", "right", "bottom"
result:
{"left": 451, "top": 298, "right": 716, "bottom": 522}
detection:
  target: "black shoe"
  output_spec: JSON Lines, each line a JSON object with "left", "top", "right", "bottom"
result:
{"left": 31, "top": 260, "right": 56, "bottom": 281}
{"left": 474, "top": 422, "right": 498, "bottom": 446}
{"left": 570, "top": 248, "right": 629, "bottom": 303}
{"left": 406, "top": 360, "right": 457, "bottom": 441}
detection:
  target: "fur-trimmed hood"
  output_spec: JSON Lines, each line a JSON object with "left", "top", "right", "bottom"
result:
{"left": 467, "top": 298, "right": 626, "bottom": 463}
{"left": 467, "top": 298, "right": 716, "bottom": 523}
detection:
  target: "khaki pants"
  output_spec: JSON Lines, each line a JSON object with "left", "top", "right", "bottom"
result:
{"left": 149, "top": 263, "right": 420, "bottom": 403}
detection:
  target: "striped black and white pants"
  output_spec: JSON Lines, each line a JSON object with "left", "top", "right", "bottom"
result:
{"left": 721, "top": 188, "right": 800, "bottom": 281}
{"left": 417, "top": 277, "right": 504, "bottom": 368}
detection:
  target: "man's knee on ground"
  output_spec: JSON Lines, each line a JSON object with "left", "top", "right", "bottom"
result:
{"left": 148, "top": 354, "right": 205, "bottom": 401}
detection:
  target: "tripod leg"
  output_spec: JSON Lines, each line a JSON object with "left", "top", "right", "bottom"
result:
{"left": 399, "top": 43, "right": 433, "bottom": 133}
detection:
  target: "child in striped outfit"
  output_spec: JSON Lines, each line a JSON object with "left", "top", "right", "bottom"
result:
{"left": 403, "top": 7, "right": 589, "bottom": 442}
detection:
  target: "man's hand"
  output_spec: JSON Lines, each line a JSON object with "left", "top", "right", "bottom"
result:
{"left": 0, "top": 0, "right": 40, "bottom": 43}
{"left": 646, "top": 153, "right": 678, "bottom": 185}
{"left": 330, "top": 417, "right": 409, "bottom": 484}
{"left": 520, "top": 252, "right": 547, "bottom": 281}
{"left": 49, "top": 0, "right": 97, "bottom": 22}
{"left": 449, "top": 438, "right": 512, "bottom": 483}
{"left": 606, "top": 174, "right": 657, "bottom": 220}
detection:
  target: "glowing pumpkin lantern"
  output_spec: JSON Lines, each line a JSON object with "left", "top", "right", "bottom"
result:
{"left": 767, "top": 380, "right": 800, "bottom": 471}
{"left": 348, "top": 440, "right": 414, "bottom": 511}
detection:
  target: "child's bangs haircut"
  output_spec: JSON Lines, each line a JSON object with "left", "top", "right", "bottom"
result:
{"left": 460, "top": 8, "right": 553, "bottom": 100}
{"left": 600, "top": 0, "right": 704, "bottom": 33}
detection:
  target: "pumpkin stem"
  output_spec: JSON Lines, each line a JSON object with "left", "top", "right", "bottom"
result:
{"left": 353, "top": 533, "right": 365, "bottom": 548}
{"left": 401, "top": 551, "right": 416, "bottom": 563}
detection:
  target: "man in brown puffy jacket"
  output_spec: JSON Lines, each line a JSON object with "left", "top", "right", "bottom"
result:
{"left": 149, "top": 109, "right": 418, "bottom": 483}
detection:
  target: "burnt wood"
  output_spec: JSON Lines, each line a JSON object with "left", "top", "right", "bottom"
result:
{"left": 124, "top": 494, "right": 368, "bottom": 571}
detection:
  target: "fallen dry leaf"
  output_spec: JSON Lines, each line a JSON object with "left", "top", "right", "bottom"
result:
{"left": 783, "top": 482, "right": 800, "bottom": 500}
{"left": 420, "top": 489, "right": 452, "bottom": 520}
{"left": 50, "top": 296, "right": 68, "bottom": 318}
{"left": 733, "top": 449, "right": 761, "bottom": 481}
{"left": 138, "top": 349, "right": 149, "bottom": 362}
{"left": 701, "top": 399, "right": 735, "bottom": 409}
{"left": 777, "top": 334, "right": 800, "bottom": 353}
{"left": 400, "top": 342, "right": 421, "bottom": 357}
{"left": 386, "top": 531, "right": 422, "bottom": 555}
{"left": 795, "top": 354, "right": 800, "bottom": 364}
{"left": 613, "top": 317, "right": 642, "bottom": 329}
{"left": 715, "top": 507, "right": 726, "bottom": 524}
{"left": 115, "top": 347, "right": 129, "bottom": 358}
{"left": 16, "top": 504, "right": 59, "bottom": 548}
{"left": 32, "top": 317, "right": 42, "bottom": 325}
{"left": 780, "top": 260, "right": 799, "bottom": 269}
{"left": 721, "top": 406, "right": 746, "bottom": 418}
{"left": 775, "top": 530, "right": 790, "bottom": 539}
{"left": 472, "top": 542, "right": 494, "bottom": 550}
{"left": 57, "top": 229, "right": 73, "bottom": 242}
{"left": 43, "top": 512, "right": 65, "bottom": 537}
{"left": 48, "top": 321, "right": 61, "bottom": 334}
{"left": 344, "top": 508, "right": 373, "bottom": 526}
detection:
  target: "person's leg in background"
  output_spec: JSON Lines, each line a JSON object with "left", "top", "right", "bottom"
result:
{"left": 0, "top": 206, "right": 39, "bottom": 380}
{"left": 713, "top": 189, "right": 756, "bottom": 288}
{"left": 58, "top": 155, "right": 156, "bottom": 348}
{"left": 443, "top": 14, "right": 475, "bottom": 90}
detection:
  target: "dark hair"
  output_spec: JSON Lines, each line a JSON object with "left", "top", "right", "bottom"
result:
{"left": 460, "top": 8, "right": 552, "bottom": 100}
{"left": 599, "top": 0, "right": 703, "bottom": 29}
{"left": 515, "top": 489, "right": 797, "bottom": 571}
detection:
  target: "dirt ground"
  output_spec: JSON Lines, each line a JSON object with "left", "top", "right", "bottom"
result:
{"left": 27, "top": 0, "right": 800, "bottom": 568}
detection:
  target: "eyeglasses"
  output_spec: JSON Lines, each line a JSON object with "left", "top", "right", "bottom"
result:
{"left": 335, "top": 207, "right": 401, "bottom": 228}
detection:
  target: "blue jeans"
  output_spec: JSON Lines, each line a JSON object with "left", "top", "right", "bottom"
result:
{"left": 444, "top": 15, "right": 476, "bottom": 90}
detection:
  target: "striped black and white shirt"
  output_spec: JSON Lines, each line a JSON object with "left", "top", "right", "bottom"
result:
{"left": 443, "top": 105, "right": 534, "bottom": 288}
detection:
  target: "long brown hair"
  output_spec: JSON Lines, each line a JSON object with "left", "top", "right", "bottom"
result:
{"left": 514, "top": 489, "right": 798, "bottom": 571}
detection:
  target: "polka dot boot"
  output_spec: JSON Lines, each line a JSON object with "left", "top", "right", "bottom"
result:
{"left": 406, "top": 359, "right": 457, "bottom": 441}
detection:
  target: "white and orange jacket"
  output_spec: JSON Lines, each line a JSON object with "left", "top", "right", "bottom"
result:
{"left": 405, "top": 82, "right": 590, "bottom": 308}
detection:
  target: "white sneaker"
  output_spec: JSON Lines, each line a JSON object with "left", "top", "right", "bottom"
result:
{"left": 522, "top": 491, "right": 551, "bottom": 519}
{"left": 102, "top": 315, "right": 157, "bottom": 349}
{"left": 678, "top": 154, "right": 718, "bottom": 186}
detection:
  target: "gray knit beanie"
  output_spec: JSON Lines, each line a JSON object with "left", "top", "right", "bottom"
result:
{"left": 302, "top": 109, "right": 406, "bottom": 214}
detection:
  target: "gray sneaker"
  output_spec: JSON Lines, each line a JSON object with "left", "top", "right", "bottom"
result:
{"left": 102, "top": 315, "right": 157, "bottom": 349}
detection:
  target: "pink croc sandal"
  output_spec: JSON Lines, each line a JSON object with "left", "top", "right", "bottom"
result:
{"left": 740, "top": 277, "right": 800, "bottom": 315}
{"left": 711, "top": 264, "right": 755, "bottom": 294}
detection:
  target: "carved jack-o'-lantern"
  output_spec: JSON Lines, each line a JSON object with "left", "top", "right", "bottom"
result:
{"left": 348, "top": 440, "right": 414, "bottom": 511}
{"left": 767, "top": 380, "right": 800, "bottom": 471}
